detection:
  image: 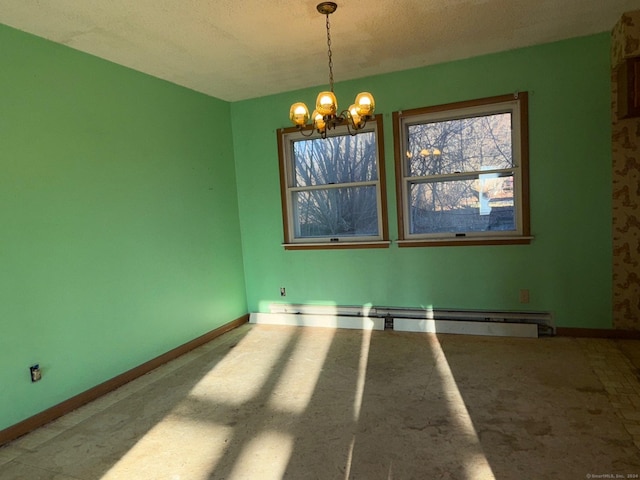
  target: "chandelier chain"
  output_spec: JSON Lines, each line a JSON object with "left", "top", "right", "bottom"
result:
{"left": 325, "top": 13, "right": 334, "bottom": 92}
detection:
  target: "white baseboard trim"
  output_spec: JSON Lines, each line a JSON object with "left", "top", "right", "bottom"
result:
{"left": 249, "top": 312, "right": 384, "bottom": 330}
{"left": 250, "top": 313, "right": 537, "bottom": 338}
{"left": 393, "top": 318, "right": 537, "bottom": 338}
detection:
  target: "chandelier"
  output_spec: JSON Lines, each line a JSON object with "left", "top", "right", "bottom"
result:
{"left": 288, "top": 2, "right": 375, "bottom": 138}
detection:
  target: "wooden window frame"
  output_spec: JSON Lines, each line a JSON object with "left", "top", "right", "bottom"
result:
{"left": 392, "top": 93, "right": 531, "bottom": 247}
{"left": 277, "top": 114, "right": 390, "bottom": 250}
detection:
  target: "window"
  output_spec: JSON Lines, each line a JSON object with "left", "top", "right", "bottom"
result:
{"left": 277, "top": 115, "right": 389, "bottom": 249}
{"left": 393, "top": 93, "right": 531, "bottom": 246}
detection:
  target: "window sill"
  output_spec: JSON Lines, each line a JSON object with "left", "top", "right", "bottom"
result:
{"left": 397, "top": 236, "right": 533, "bottom": 247}
{"left": 283, "top": 241, "right": 391, "bottom": 250}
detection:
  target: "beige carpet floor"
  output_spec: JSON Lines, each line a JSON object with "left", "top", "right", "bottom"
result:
{"left": 1, "top": 323, "right": 639, "bottom": 479}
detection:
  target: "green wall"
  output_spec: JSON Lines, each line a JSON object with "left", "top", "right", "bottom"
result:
{"left": 0, "top": 24, "right": 247, "bottom": 430}
{"left": 232, "top": 33, "right": 612, "bottom": 328}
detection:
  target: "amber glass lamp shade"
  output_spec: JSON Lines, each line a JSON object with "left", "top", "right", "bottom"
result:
{"left": 354, "top": 92, "right": 375, "bottom": 117}
{"left": 289, "top": 102, "right": 310, "bottom": 126}
{"left": 312, "top": 110, "right": 326, "bottom": 132}
{"left": 316, "top": 91, "right": 338, "bottom": 116}
{"left": 348, "top": 103, "right": 363, "bottom": 128}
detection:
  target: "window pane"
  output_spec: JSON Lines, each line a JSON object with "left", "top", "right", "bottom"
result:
{"left": 406, "top": 113, "right": 512, "bottom": 177}
{"left": 294, "top": 186, "right": 379, "bottom": 237}
{"left": 409, "top": 174, "right": 515, "bottom": 234}
{"left": 293, "top": 132, "right": 378, "bottom": 187}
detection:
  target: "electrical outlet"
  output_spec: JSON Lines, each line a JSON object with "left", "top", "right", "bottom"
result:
{"left": 280, "top": 287, "right": 286, "bottom": 297}
{"left": 519, "top": 289, "right": 530, "bottom": 304}
{"left": 30, "top": 364, "right": 42, "bottom": 382}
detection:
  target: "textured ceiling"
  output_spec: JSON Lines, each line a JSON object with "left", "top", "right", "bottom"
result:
{"left": 1, "top": 0, "right": 639, "bottom": 101}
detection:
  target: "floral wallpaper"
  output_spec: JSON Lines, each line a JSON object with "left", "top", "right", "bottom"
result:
{"left": 612, "top": 11, "right": 640, "bottom": 330}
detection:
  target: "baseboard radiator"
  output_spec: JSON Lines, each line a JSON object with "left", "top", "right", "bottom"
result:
{"left": 249, "top": 304, "right": 555, "bottom": 338}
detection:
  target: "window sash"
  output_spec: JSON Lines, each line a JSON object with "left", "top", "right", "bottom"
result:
{"left": 406, "top": 171, "right": 519, "bottom": 237}
{"left": 291, "top": 184, "right": 382, "bottom": 241}
{"left": 291, "top": 131, "right": 379, "bottom": 187}
{"left": 405, "top": 111, "right": 514, "bottom": 176}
